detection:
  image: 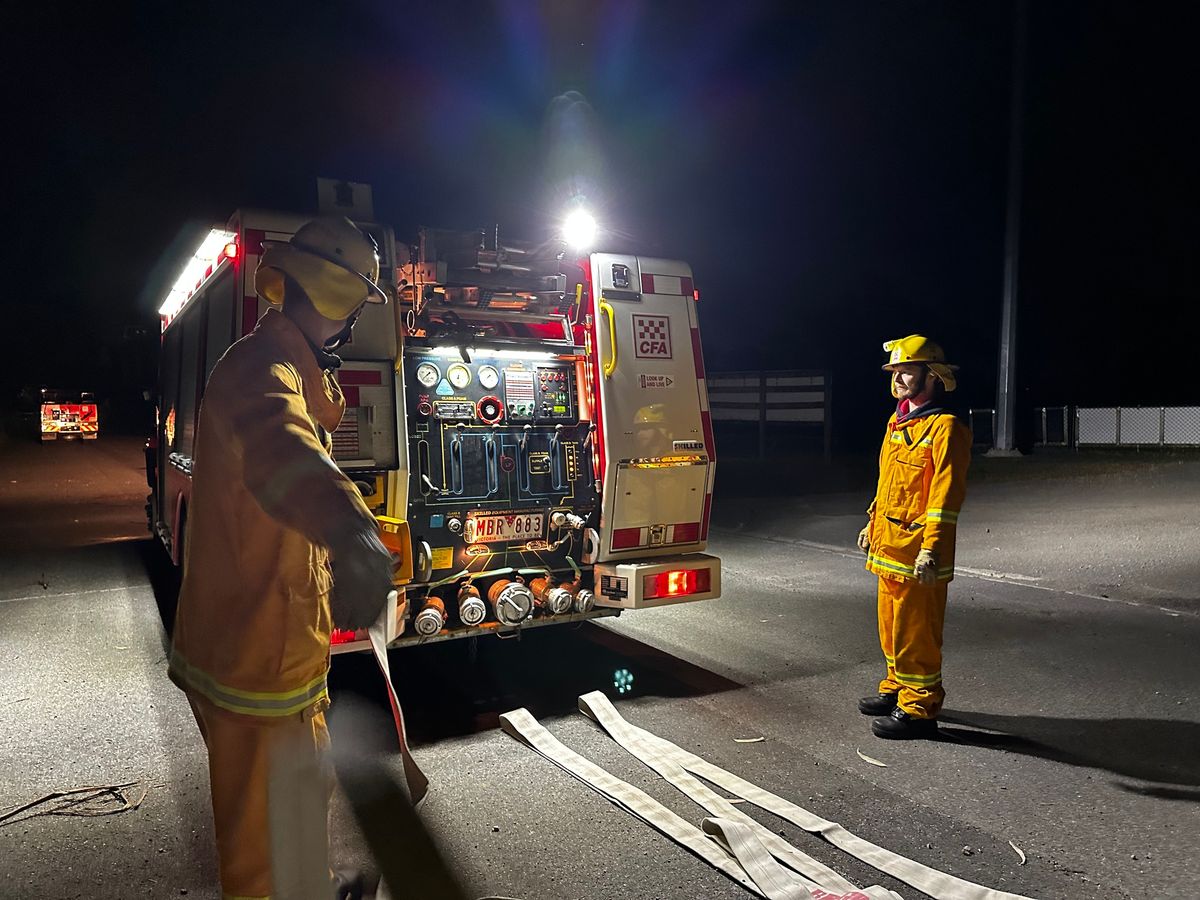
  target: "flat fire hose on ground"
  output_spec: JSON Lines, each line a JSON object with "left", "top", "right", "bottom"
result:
{"left": 368, "top": 621, "right": 429, "bottom": 807}
{"left": 575, "top": 693, "right": 889, "bottom": 899}
{"left": 577, "top": 691, "right": 1036, "bottom": 900}
{"left": 498, "top": 708, "right": 768, "bottom": 897}
{"left": 500, "top": 695, "right": 1039, "bottom": 900}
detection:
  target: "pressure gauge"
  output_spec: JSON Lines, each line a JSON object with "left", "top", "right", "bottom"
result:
{"left": 477, "top": 365, "right": 500, "bottom": 390}
{"left": 415, "top": 362, "right": 440, "bottom": 388}
{"left": 447, "top": 363, "right": 472, "bottom": 390}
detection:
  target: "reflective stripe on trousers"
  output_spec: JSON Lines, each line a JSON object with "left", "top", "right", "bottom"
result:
{"left": 877, "top": 577, "right": 947, "bottom": 718}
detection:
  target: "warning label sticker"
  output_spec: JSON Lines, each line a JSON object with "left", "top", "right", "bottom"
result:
{"left": 638, "top": 374, "right": 675, "bottom": 389}
{"left": 633, "top": 315, "right": 672, "bottom": 359}
{"left": 431, "top": 547, "right": 455, "bottom": 570}
{"left": 601, "top": 575, "right": 628, "bottom": 599}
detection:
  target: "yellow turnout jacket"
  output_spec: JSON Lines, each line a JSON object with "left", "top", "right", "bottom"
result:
{"left": 168, "top": 308, "right": 374, "bottom": 720}
{"left": 866, "top": 408, "right": 971, "bottom": 583}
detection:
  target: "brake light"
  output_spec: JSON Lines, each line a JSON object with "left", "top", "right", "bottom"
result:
{"left": 611, "top": 527, "right": 641, "bottom": 550}
{"left": 642, "top": 568, "right": 711, "bottom": 600}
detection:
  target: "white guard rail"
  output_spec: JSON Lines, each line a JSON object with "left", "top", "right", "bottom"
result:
{"left": 707, "top": 370, "right": 831, "bottom": 461}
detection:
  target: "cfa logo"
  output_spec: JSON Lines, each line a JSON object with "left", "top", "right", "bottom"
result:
{"left": 633, "top": 315, "right": 672, "bottom": 359}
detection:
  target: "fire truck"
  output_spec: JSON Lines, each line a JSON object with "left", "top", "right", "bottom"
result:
{"left": 40, "top": 391, "right": 99, "bottom": 440}
{"left": 147, "top": 201, "right": 720, "bottom": 652}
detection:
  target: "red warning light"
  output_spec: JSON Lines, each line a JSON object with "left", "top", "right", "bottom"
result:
{"left": 642, "top": 568, "right": 712, "bottom": 600}
{"left": 223, "top": 241, "right": 238, "bottom": 260}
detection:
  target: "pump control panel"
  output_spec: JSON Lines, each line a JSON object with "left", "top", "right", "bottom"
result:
{"left": 401, "top": 342, "right": 595, "bottom": 575}
{"left": 404, "top": 352, "right": 579, "bottom": 427}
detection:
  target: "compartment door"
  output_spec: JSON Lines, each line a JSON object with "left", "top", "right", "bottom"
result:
{"left": 589, "top": 254, "right": 713, "bottom": 561}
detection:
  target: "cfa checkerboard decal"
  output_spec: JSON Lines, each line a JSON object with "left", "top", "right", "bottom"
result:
{"left": 633, "top": 314, "right": 673, "bottom": 359}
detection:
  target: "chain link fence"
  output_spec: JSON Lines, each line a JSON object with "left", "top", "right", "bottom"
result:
{"left": 968, "top": 406, "right": 1200, "bottom": 449}
{"left": 1076, "top": 406, "right": 1200, "bottom": 447}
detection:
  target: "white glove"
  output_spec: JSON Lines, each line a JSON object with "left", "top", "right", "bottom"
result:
{"left": 914, "top": 548, "right": 938, "bottom": 585}
{"left": 857, "top": 524, "right": 871, "bottom": 554}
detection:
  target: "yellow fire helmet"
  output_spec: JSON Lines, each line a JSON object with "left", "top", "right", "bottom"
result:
{"left": 255, "top": 216, "right": 387, "bottom": 321}
{"left": 882, "top": 334, "right": 958, "bottom": 393}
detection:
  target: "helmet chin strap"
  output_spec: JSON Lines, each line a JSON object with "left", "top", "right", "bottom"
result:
{"left": 322, "top": 306, "right": 363, "bottom": 352}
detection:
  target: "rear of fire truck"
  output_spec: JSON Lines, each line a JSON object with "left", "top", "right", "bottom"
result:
{"left": 40, "top": 391, "right": 99, "bottom": 441}
{"left": 147, "top": 201, "right": 719, "bottom": 651}
{"left": 373, "top": 225, "right": 720, "bottom": 650}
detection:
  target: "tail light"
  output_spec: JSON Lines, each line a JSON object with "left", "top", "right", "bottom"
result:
{"left": 642, "top": 568, "right": 711, "bottom": 601}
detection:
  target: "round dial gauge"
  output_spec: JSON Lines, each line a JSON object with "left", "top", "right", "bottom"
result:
{"left": 477, "top": 365, "right": 500, "bottom": 390}
{"left": 447, "top": 363, "right": 472, "bottom": 390}
{"left": 415, "top": 362, "right": 440, "bottom": 388}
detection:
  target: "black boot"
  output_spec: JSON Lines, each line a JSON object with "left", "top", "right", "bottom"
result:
{"left": 871, "top": 706, "right": 938, "bottom": 740}
{"left": 857, "top": 692, "right": 898, "bottom": 716}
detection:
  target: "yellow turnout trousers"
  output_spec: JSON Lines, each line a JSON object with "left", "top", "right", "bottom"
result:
{"left": 188, "top": 693, "right": 333, "bottom": 900}
{"left": 876, "top": 576, "right": 947, "bottom": 719}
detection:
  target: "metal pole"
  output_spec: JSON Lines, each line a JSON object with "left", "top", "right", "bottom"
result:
{"left": 991, "top": 0, "right": 1027, "bottom": 456}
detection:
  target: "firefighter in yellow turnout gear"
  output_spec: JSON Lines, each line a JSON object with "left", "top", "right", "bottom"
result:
{"left": 856, "top": 335, "right": 970, "bottom": 740}
{"left": 169, "top": 217, "right": 397, "bottom": 899}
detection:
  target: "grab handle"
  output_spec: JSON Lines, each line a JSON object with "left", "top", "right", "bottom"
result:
{"left": 599, "top": 301, "right": 617, "bottom": 379}
{"left": 484, "top": 432, "right": 499, "bottom": 495}
{"left": 449, "top": 426, "right": 464, "bottom": 496}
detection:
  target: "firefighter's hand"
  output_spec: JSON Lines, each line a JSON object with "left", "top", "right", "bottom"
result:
{"left": 856, "top": 525, "right": 871, "bottom": 554}
{"left": 329, "top": 528, "right": 396, "bottom": 631}
{"left": 914, "top": 548, "right": 939, "bottom": 585}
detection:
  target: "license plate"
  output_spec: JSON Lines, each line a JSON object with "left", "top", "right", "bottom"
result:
{"left": 464, "top": 513, "right": 544, "bottom": 544}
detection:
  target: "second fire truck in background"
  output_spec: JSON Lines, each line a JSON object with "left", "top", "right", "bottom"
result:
{"left": 41, "top": 391, "right": 99, "bottom": 441}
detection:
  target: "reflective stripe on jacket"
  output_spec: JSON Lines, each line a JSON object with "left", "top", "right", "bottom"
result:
{"left": 866, "top": 410, "right": 970, "bottom": 584}
{"left": 169, "top": 308, "right": 374, "bottom": 720}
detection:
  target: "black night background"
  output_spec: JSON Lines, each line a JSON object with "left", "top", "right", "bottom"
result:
{"left": 5, "top": 1, "right": 1197, "bottom": 449}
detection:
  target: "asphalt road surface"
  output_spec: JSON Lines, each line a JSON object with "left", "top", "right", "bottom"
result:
{"left": 1, "top": 435, "right": 1197, "bottom": 899}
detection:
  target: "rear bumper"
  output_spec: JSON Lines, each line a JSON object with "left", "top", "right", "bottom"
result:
{"left": 593, "top": 553, "right": 721, "bottom": 609}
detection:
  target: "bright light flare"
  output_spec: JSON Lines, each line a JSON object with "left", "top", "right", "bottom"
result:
{"left": 159, "top": 228, "right": 236, "bottom": 319}
{"left": 563, "top": 209, "right": 597, "bottom": 250}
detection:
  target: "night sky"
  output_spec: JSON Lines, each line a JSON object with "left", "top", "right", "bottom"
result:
{"left": 8, "top": 1, "right": 1197, "bottom": 447}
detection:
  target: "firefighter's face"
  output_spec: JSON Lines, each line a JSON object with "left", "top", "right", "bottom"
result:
{"left": 321, "top": 302, "right": 365, "bottom": 348}
{"left": 891, "top": 364, "right": 928, "bottom": 401}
